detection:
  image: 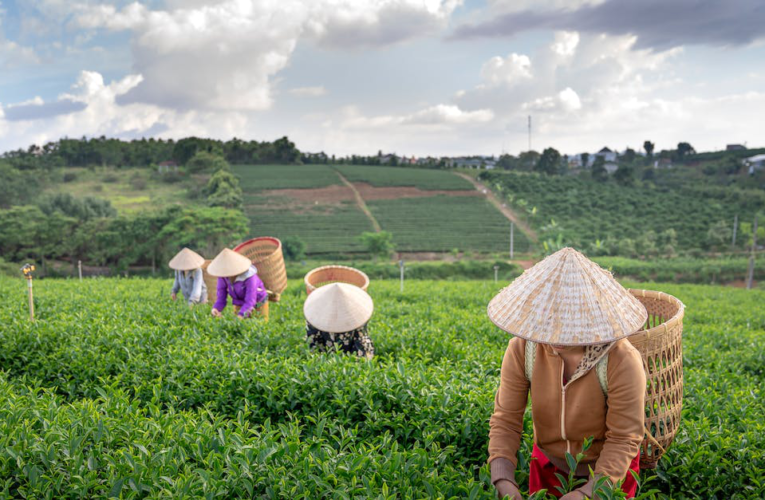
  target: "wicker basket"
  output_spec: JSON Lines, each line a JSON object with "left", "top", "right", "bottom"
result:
{"left": 233, "top": 237, "right": 288, "bottom": 302}
{"left": 201, "top": 260, "right": 217, "bottom": 305}
{"left": 304, "top": 265, "right": 370, "bottom": 295}
{"left": 628, "top": 289, "right": 685, "bottom": 469}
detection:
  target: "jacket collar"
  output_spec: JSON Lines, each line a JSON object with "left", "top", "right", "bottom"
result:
{"left": 234, "top": 265, "right": 257, "bottom": 282}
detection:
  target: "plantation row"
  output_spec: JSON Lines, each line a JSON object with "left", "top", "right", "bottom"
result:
{"left": 480, "top": 171, "right": 765, "bottom": 254}
{"left": 368, "top": 196, "right": 532, "bottom": 253}
{"left": 0, "top": 278, "right": 762, "bottom": 497}
{"left": 233, "top": 164, "right": 342, "bottom": 191}
{"left": 234, "top": 165, "right": 519, "bottom": 255}
{"left": 333, "top": 165, "right": 473, "bottom": 190}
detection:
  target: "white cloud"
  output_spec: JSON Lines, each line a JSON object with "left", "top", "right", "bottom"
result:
{"left": 0, "top": 70, "right": 248, "bottom": 150}
{"left": 551, "top": 31, "right": 579, "bottom": 57}
{"left": 487, "top": 0, "right": 605, "bottom": 13}
{"left": 288, "top": 86, "right": 327, "bottom": 97}
{"left": 480, "top": 53, "right": 532, "bottom": 86}
{"left": 66, "top": 0, "right": 461, "bottom": 113}
{"left": 340, "top": 103, "right": 493, "bottom": 131}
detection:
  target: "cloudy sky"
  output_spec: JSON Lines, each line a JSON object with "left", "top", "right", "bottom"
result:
{"left": 1, "top": 0, "right": 764, "bottom": 157}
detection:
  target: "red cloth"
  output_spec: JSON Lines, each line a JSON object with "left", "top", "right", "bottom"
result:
{"left": 529, "top": 444, "right": 640, "bottom": 498}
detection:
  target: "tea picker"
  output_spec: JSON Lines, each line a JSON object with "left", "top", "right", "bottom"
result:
{"left": 20, "top": 263, "right": 35, "bottom": 321}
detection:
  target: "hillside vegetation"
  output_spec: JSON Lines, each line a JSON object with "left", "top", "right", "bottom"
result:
{"left": 481, "top": 170, "right": 765, "bottom": 256}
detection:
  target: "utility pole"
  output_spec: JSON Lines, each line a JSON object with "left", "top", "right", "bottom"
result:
{"left": 510, "top": 223, "right": 515, "bottom": 259}
{"left": 528, "top": 116, "right": 532, "bottom": 152}
{"left": 746, "top": 215, "right": 758, "bottom": 290}
{"left": 732, "top": 214, "right": 738, "bottom": 250}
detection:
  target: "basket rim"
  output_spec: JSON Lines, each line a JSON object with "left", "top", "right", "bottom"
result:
{"left": 234, "top": 237, "right": 282, "bottom": 253}
{"left": 628, "top": 288, "right": 686, "bottom": 335}
{"left": 304, "top": 265, "right": 370, "bottom": 289}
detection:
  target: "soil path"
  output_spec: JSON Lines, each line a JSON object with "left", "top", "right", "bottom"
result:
{"left": 334, "top": 169, "right": 382, "bottom": 232}
{"left": 455, "top": 172, "right": 539, "bottom": 243}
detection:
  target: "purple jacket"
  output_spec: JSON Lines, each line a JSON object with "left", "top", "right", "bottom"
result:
{"left": 213, "top": 266, "right": 268, "bottom": 317}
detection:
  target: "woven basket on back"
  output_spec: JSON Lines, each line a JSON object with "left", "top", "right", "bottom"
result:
{"left": 304, "top": 265, "right": 370, "bottom": 295}
{"left": 627, "top": 289, "right": 685, "bottom": 469}
{"left": 233, "top": 237, "right": 288, "bottom": 302}
{"left": 201, "top": 260, "right": 217, "bottom": 305}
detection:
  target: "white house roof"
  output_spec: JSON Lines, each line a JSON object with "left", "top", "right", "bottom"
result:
{"left": 745, "top": 154, "right": 765, "bottom": 163}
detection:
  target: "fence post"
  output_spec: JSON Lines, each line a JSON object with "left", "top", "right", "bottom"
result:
{"left": 510, "top": 223, "right": 515, "bottom": 259}
{"left": 732, "top": 214, "right": 738, "bottom": 250}
{"left": 78, "top": 260, "right": 83, "bottom": 280}
{"left": 399, "top": 259, "right": 404, "bottom": 292}
{"left": 494, "top": 265, "right": 499, "bottom": 283}
{"left": 746, "top": 215, "right": 758, "bottom": 289}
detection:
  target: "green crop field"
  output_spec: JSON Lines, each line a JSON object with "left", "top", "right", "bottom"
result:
{"left": 242, "top": 194, "right": 373, "bottom": 254}
{"left": 233, "top": 164, "right": 519, "bottom": 255}
{"left": 0, "top": 277, "right": 761, "bottom": 498}
{"left": 334, "top": 165, "right": 473, "bottom": 190}
{"left": 368, "top": 195, "right": 532, "bottom": 253}
{"left": 233, "top": 164, "right": 342, "bottom": 190}
{"left": 481, "top": 171, "right": 765, "bottom": 253}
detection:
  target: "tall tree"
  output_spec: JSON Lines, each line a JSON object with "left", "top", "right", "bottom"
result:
{"left": 591, "top": 156, "right": 608, "bottom": 182}
{"left": 676, "top": 142, "right": 696, "bottom": 159}
{"left": 535, "top": 148, "right": 561, "bottom": 175}
{"left": 643, "top": 140, "right": 655, "bottom": 157}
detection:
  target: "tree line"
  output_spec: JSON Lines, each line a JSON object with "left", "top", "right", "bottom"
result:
{"left": 1, "top": 136, "right": 301, "bottom": 170}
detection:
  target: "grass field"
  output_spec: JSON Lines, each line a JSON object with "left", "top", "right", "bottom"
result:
{"left": 0, "top": 277, "right": 761, "bottom": 498}
{"left": 233, "top": 164, "right": 342, "bottom": 190}
{"left": 368, "top": 195, "right": 532, "bottom": 253}
{"left": 334, "top": 164, "right": 473, "bottom": 190}
{"left": 47, "top": 167, "right": 189, "bottom": 212}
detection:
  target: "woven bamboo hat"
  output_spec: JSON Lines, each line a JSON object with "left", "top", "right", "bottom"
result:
{"left": 168, "top": 248, "right": 205, "bottom": 271}
{"left": 304, "top": 283, "right": 374, "bottom": 333}
{"left": 207, "top": 248, "right": 253, "bottom": 277}
{"left": 487, "top": 248, "right": 647, "bottom": 346}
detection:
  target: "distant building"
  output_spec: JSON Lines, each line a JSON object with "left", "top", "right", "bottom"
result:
{"left": 447, "top": 156, "right": 496, "bottom": 169}
{"left": 595, "top": 147, "right": 617, "bottom": 163}
{"left": 605, "top": 162, "right": 619, "bottom": 174}
{"left": 654, "top": 158, "right": 673, "bottom": 169}
{"left": 745, "top": 154, "right": 765, "bottom": 174}
{"left": 726, "top": 144, "right": 747, "bottom": 151}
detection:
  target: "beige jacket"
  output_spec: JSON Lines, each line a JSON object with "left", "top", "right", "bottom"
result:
{"left": 488, "top": 338, "right": 646, "bottom": 485}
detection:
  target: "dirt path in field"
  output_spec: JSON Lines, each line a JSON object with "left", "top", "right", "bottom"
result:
{"left": 334, "top": 170, "right": 382, "bottom": 232}
{"left": 454, "top": 172, "right": 539, "bottom": 243}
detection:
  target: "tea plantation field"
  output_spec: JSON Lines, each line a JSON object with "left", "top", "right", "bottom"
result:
{"left": 1, "top": 277, "right": 760, "bottom": 498}
{"left": 232, "top": 164, "right": 523, "bottom": 256}
{"left": 333, "top": 165, "right": 474, "bottom": 190}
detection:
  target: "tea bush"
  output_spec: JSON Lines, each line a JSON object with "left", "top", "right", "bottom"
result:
{"left": 0, "top": 277, "right": 762, "bottom": 498}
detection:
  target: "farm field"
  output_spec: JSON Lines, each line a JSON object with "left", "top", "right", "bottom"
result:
{"left": 232, "top": 164, "right": 342, "bottom": 191}
{"left": 334, "top": 164, "right": 474, "bottom": 190}
{"left": 480, "top": 171, "right": 765, "bottom": 252}
{"left": 234, "top": 164, "right": 530, "bottom": 256}
{"left": 368, "top": 195, "right": 532, "bottom": 253}
{"left": 0, "top": 277, "right": 762, "bottom": 498}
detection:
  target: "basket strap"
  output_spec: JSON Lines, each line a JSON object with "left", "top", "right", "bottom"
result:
{"left": 524, "top": 341, "right": 537, "bottom": 382}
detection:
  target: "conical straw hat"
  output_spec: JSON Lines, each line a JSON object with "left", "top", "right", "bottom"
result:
{"left": 207, "top": 248, "right": 253, "bottom": 277}
{"left": 168, "top": 248, "right": 205, "bottom": 271}
{"left": 487, "top": 248, "right": 647, "bottom": 346}
{"left": 304, "top": 283, "right": 374, "bottom": 333}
